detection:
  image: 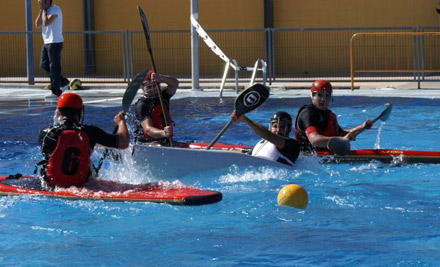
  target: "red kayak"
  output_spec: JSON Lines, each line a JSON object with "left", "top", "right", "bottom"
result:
{"left": 0, "top": 174, "right": 222, "bottom": 205}
{"left": 185, "top": 142, "right": 440, "bottom": 164}
{"left": 317, "top": 149, "right": 440, "bottom": 164}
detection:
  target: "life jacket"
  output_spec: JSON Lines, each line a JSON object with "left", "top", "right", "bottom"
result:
{"left": 44, "top": 126, "right": 91, "bottom": 187}
{"left": 144, "top": 101, "right": 172, "bottom": 142}
{"left": 294, "top": 104, "right": 339, "bottom": 151}
{"left": 251, "top": 140, "right": 295, "bottom": 166}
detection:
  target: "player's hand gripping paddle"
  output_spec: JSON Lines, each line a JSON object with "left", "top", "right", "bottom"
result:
{"left": 355, "top": 103, "right": 393, "bottom": 137}
{"left": 138, "top": 6, "right": 173, "bottom": 147}
{"left": 327, "top": 103, "right": 393, "bottom": 156}
{"left": 207, "top": 84, "right": 270, "bottom": 150}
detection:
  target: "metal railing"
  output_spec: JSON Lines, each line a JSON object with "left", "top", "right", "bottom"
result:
{"left": 1, "top": 26, "right": 440, "bottom": 86}
{"left": 350, "top": 31, "right": 440, "bottom": 90}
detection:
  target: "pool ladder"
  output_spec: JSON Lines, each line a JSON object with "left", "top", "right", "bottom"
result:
{"left": 219, "top": 58, "right": 267, "bottom": 99}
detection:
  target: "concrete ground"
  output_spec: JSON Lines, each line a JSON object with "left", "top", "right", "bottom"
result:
{"left": 0, "top": 80, "right": 440, "bottom": 105}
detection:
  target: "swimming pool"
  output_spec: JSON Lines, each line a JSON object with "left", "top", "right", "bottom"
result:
{"left": 1, "top": 94, "right": 440, "bottom": 266}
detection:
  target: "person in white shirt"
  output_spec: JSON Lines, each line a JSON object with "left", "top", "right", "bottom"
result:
{"left": 230, "top": 111, "right": 300, "bottom": 166}
{"left": 35, "top": 0, "right": 69, "bottom": 97}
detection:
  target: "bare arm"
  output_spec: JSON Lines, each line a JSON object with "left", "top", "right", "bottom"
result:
{"left": 41, "top": 10, "right": 58, "bottom": 27}
{"left": 35, "top": 1, "right": 57, "bottom": 28}
{"left": 35, "top": 10, "right": 43, "bottom": 28}
{"left": 307, "top": 131, "right": 342, "bottom": 148}
{"left": 152, "top": 73, "right": 179, "bottom": 95}
{"left": 114, "top": 112, "right": 129, "bottom": 149}
{"left": 141, "top": 118, "right": 173, "bottom": 139}
{"left": 231, "top": 111, "right": 286, "bottom": 149}
{"left": 340, "top": 119, "right": 373, "bottom": 140}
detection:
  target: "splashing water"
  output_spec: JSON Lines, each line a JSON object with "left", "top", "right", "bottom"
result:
{"left": 374, "top": 121, "right": 386, "bottom": 149}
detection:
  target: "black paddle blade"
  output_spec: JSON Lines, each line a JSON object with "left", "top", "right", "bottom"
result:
{"left": 122, "top": 69, "right": 150, "bottom": 113}
{"left": 234, "top": 84, "right": 270, "bottom": 116}
{"left": 327, "top": 137, "right": 351, "bottom": 156}
{"left": 379, "top": 103, "right": 392, "bottom": 121}
{"left": 137, "top": 7, "right": 151, "bottom": 47}
{"left": 138, "top": 6, "right": 157, "bottom": 71}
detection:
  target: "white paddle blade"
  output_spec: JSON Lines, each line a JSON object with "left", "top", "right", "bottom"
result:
{"left": 327, "top": 138, "right": 351, "bottom": 156}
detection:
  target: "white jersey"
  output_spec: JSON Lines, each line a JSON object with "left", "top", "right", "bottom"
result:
{"left": 251, "top": 139, "right": 295, "bottom": 166}
{"left": 42, "top": 5, "right": 64, "bottom": 44}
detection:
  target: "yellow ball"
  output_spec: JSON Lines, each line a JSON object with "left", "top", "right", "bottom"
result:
{"left": 277, "top": 184, "right": 308, "bottom": 209}
{"left": 69, "top": 78, "right": 83, "bottom": 90}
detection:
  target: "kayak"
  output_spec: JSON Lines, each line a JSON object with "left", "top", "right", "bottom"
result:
{"left": 0, "top": 174, "right": 222, "bottom": 205}
{"left": 130, "top": 142, "right": 293, "bottom": 179}
{"left": 317, "top": 149, "right": 440, "bottom": 164}
{"left": 130, "top": 142, "right": 440, "bottom": 175}
{"left": 189, "top": 142, "right": 440, "bottom": 164}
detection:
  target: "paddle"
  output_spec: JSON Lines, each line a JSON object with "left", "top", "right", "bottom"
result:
{"left": 355, "top": 103, "right": 393, "bottom": 137}
{"left": 327, "top": 137, "right": 351, "bottom": 156}
{"left": 207, "top": 83, "right": 270, "bottom": 150}
{"left": 327, "top": 103, "right": 393, "bottom": 156}
{"left": 138, "top": 6, "right": 173, "bottom": 147}
{"left": 96, "top": 69, "right": 150, "bottom": 173}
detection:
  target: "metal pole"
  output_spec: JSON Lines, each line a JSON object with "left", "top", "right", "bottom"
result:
{"left": 437, "top": 2, "right": 440, "bottom": 25}
{"left": 191, "top": 0, "right": 200, "bottom": 90}
{"left": 83, "top": 0, "right": 96, "bottom": 75}
{"left": 25, "top": 0, "right": 35, "bottom": 85}
{"left": 264, "top": 0, "right": 273, "bottom": 84}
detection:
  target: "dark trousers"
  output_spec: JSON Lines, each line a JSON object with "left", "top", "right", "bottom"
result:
{"left": 40, "top": 42, "right": 66, "bottom": 96}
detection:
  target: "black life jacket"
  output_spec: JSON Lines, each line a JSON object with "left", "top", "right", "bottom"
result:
{"left": 294, "top": 104, "right": 339, "bottom": 152}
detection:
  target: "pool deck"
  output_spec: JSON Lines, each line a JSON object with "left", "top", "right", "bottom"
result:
{"left": 1, "top": 80, "right": 440, "bottom": 103}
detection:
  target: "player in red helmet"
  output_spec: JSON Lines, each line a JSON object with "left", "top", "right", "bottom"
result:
{"left": 294, "top": 80, "right": 372, "bottom": 154}
{"left": 230, "top": 110, "right": 300, "bottom": 166}
{"left": 134, "top": 70, "right": 179, "bottom": 145}
{"left": 37, "top": 92, "right": 129, "bottom": 188}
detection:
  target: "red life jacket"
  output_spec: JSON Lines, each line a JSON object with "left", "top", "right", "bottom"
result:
{"left": 144, "top": 104, "right": 172, "bottom": 141}
{"left": 45, "top": 129, "right": 90, "bottom": 187}
{"left": 320, "top": 112, "right": 338, "bottom": 136}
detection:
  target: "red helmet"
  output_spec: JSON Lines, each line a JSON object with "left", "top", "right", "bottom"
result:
{"left": 57, "top": 92, "right": 83, "bottom": 109}
{"left": 142, "top": 70, "right": 154, "bottom": 84}
{"left": 311, "top": 80, "right": 332, "bottom": 93}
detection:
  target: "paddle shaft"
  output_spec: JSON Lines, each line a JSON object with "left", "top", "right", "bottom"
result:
{"left": 206, "top": 84, "right": 270, "bottom": 150}
{"left": 138, "top": 6, "right": 173, "bottom": 147}
{"left": 355, "top": 104, "right": 392, "bottom": 137}
{"left": 207, "top": 120, "right": 233, "bottom": 149}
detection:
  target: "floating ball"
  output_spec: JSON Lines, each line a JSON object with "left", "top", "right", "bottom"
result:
{"left": 69, "top": 78, "right": 83, "bottom": 90}
{"left": 277, "top": 184, "right": 308, "bottom": 209}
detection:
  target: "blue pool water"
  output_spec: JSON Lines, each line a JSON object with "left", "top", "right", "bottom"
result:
{"left": 1, "top": 95, "right": 440, "bottom": 266}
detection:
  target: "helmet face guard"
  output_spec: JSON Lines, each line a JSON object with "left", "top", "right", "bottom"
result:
{"left": 311, "top": 80, "right": 333, "bottom": 110}
{"left": 270, "top": 111, "right": 292, "bottom": 136}
{"left": 141, "top": 70, "right": 159, "bottom": 98}
{"left": 142, "top": 81, "right": 159, "bottom": 98}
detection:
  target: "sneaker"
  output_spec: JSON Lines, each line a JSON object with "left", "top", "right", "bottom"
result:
{"left": 52, "top": 88, "right": 62, "bottom": 97}
{"left": 61, "top": 78, "right": 70, "bottom": 91}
